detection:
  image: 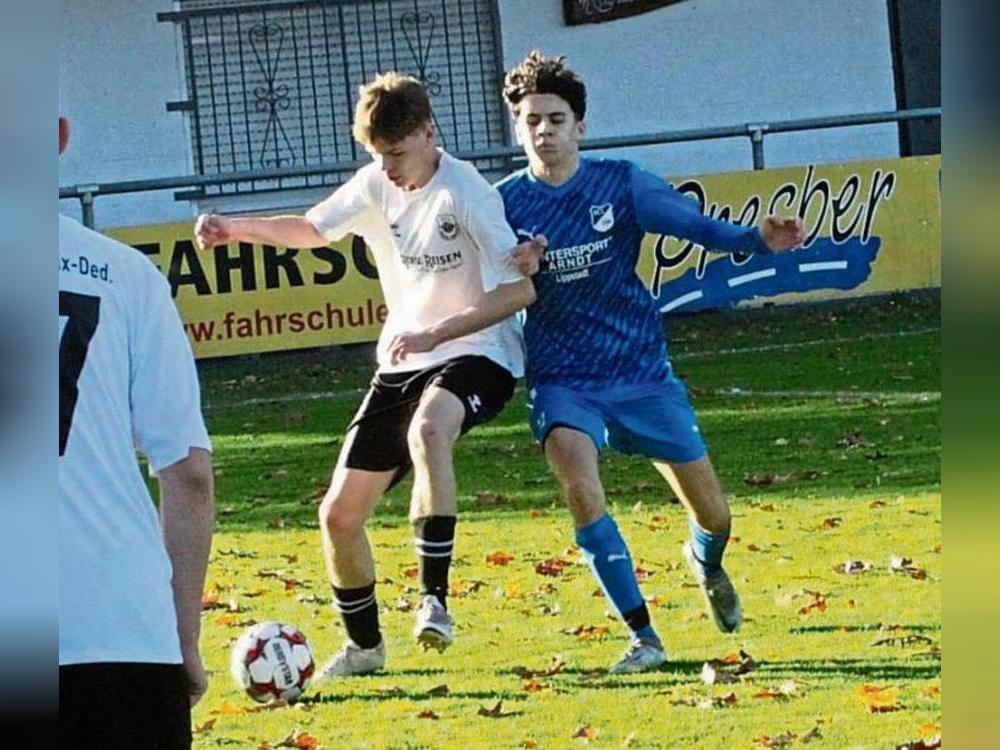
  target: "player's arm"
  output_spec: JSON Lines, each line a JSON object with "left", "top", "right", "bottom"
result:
{"left": 194, "top": 214, "right": 327, "bottom": 250}
{"left": 388, "top": 277, "right": 536, "bottom": 365}
{"left": 158, "top": 448, "right": 214, "bottom": 707}
{"left": 631, "top": 166, "right": 804, "bottom": 253}
{"left": 195, "top": 171, "right": 373, "bottom": 250}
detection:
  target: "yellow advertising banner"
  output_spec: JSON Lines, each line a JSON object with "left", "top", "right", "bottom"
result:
{"left": 107, "top": 155, "right": 939, "bottom": 359}
{"left": 638, "top": 155, "right": 941, "bottom": 312}
{"left": 105, "top": 224, "right": 386, "bottom": 359}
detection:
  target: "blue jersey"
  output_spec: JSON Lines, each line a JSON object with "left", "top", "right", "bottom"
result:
{"left": 496, "top": 158, "right": 769, "bottom": 389}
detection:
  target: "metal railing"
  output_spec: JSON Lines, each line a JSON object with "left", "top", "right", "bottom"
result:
{"left": 60, "top": 106, "right": 940, "bottom": 228}
{"left": 157, "top": 0, "right": 509, "bottom": 196}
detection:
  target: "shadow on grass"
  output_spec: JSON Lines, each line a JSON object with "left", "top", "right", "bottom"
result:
{"left": 300, "top": 689, "right": 528, "bottom": 706}
{"left": 789, "top": 623, "right": 940, "bottom": 634}
{"left": 755, "top": 657, "right": 940, "bottom": 681}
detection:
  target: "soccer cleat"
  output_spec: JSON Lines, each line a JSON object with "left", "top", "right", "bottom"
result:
{"left": 316, "top": 639, "right": 385, "bottom": 680}
{"left": 609, "top": 636, "right": 667, "bottom": 674}
{"left": 683, "top": 541, "right": 743, "bottom": 633}
{"left": 413, "top": 595, "right": 454, "bottom": 652}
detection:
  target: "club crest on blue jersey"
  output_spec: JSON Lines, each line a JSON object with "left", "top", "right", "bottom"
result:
{"left": 589, "top": 203, "right": 615, "bottom": 232}
{"left": 437, "top": 213, "right": 459, "bottom": 240}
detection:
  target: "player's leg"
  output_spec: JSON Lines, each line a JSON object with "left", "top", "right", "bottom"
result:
{"left": 653, "top": 455, "right": 742, "bottom": 633}
{"left": 605, "top": 376, "right": 741, "bottom": 633}
{"left": 407, "top": 355, "right": 516, "bottom": 651}
{"left": 534, "top": 383, "right": 666, "bottom": 673}
{"left": 316, "top": 376, "right": 412, "bottom": 678}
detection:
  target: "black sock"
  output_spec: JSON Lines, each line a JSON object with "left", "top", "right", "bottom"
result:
{"left": 622, "top": 602, "right": 653, "bottom": 637}
{"left": 332, "top": 583, "right": 381, "bottom": 649}
{"left": 413, "top": 515, "right": 456, "bottom": 609}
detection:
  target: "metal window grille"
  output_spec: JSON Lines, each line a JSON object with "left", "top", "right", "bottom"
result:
{"left": 160, "top": 0, "right": 509, "bottom": 197}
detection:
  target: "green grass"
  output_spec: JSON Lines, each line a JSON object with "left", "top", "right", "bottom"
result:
{"left": 187, "top": 292, "right": 940, "bottom": 749}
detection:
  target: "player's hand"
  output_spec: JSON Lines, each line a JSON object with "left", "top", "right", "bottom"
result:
{"left": 512, "top": 234, "right": 548, "bottom": 276}
{"left": 760, "top": 215, "right": 806, "bottom": 252}
{"left": 194, "top": 213, "right": 235, "bottom": 250}
{"left": 388, "top": 330, "right": 440, "bottom": 365}
{"left": 183, "top": 649, "right": 209, "bottom": 707}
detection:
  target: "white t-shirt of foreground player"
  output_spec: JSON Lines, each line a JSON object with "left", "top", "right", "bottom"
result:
{"left": 306, "top": 150, "right": 525, "bottom": 376}
{"left": 58, "top": 215, "right": 211, "bottom": 666}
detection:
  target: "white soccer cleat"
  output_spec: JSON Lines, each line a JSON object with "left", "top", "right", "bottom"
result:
{"left": 316, "top": 639, "right": 385, "bottom": 680}
{"left": 413, "top": 595, "right": 454, "bottom": 652}
{"left": 609, "top": 636, "right": 667, "bottom": 674}
{"left": 683, "top": 542, "right": 743, "bottom": 633}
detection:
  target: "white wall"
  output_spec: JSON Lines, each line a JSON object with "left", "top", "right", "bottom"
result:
{"left": 59, "top": 0, "right": 193, "bottom": 228}
{"left": 59, "top": 0, "right": 902, "bottom": 229}
{"left": 499, "top": 0, "right": 900, "bottom": 177}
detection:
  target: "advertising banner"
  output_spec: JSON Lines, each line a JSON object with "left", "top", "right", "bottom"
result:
{"left": 107, "top": 155, "right": 940, "bottom": 359}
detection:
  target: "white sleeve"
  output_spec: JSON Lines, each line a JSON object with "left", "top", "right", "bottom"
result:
{"left": 305, "top": 169, "right": 375, "bottom": 242}
{"left": 461, "top": 187, "right": 522, "bottom": 288}
{"left": 130, "top": 266, "right": 211, "bottom": 474}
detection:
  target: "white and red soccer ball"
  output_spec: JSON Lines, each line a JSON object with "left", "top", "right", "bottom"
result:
{"left": 230, "top": 621, "right": 315, "bottom": 703}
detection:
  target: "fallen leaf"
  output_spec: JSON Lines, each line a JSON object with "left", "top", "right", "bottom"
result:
{"left": 478, "top": 700, "right": 518, "bottom": 718}
{"left": 417, "top": 710, "right": 440, "bottom": 720}
{"left": 561, "top": 624, "right": 610, "bottom": 641}
{"left": 535, "top": 557, "right": 571, "bottom": 576}
{"left": 801, "top": 725, "right": 823, "bottom": 743}
{"left": 520, "top": 741, "right": 538, "bottom": 749}
{"left": 896, "top": 739, "right": 941, "bottom": 750}
{"left": 889, "top": 556, "right": 928, "bottom": 580}
{"left": 523, "top": 680, "right": 547, "bottom": 693}
{"left": 755, "top": 731, "right": 796, "bottom": 747}
{"left": 797, "top": 590, "right": 828, "bottom": 617}
{"left": 869, "top": 499, "right": 887, "bottom": 509}
{"left": 921, "top": 685, "right": 940, "bottom": 699}
{"left": 426, "top": 684, "right": 449, "bottom": 697}
{"left": 834, "top": 560, "right": 873, "bottom": 574}
{"left": 819, "top": 516, "right": 843, "bottom": 530}
{"left": 918, "top": 721, "right": 941, "bottom": 736}
{"left": 194, "top": 719, "right": 216, "bottom": 734}
{"left": 573, "top": 724, "right": 597, "bottom": 741}
{"left": 837, "top": 430, "right": 867, "bottom": 448}
{"left": 857, "top": 683, "right": 904, "bottom": 713}
{"left": 486, "top": 551, "right": 515, "bottom": 567}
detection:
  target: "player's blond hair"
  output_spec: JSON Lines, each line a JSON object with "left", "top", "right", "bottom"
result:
{"left": 352, "top": 72, "right": 432, "bottom": 146}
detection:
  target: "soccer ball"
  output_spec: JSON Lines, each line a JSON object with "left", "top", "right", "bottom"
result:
{"left": 230, "top": 621, "right": 315, "bottom": 703}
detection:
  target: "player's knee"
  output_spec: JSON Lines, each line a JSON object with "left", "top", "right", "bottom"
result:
{"left": 318, "top": 494, "right": 365, "bottom": 538}
{"left": 407, "top": 416, "right": 456, "bottom": 456}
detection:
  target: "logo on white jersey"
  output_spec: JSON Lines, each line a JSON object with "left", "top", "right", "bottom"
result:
{"left": 589, "top": 203, "right": 615, "bottom": 232}
{"left": 467, "top": 394, "right": 482, "bottom": 413}
{"left": 437, "top": 213, "right": 460, "bottom": 240}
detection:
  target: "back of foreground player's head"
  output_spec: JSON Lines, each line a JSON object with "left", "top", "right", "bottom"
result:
{"left": 352, "top": 72, "right": 432, "bottom": 147}
{"left": 503, "top": 51, "right": 587, "bottom": 122}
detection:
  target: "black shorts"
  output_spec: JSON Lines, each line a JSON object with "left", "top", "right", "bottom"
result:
{"left": 343, "top": 355, "right": 515, "bottom": 485}
{"left": 59, "top": 662, "right": 191, "bottom": 750}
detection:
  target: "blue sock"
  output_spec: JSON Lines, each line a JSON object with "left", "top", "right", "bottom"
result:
{"left": 576, "top": 514, "right": 658, "bottom": 642}
{"left": 688, "top": 516, "right": 729, "bottom": 575}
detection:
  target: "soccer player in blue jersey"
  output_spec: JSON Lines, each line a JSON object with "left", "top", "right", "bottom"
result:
{"left": 495, "top": 52, "right": 806, "bottom": 673}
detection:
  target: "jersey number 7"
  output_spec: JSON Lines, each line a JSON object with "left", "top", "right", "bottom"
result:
{"left": 59, "top": 292, "right": 100, "bottom": 456}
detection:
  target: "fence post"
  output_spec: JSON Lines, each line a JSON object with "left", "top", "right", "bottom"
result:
{"left": 748, "top": 124, "right": 768, "bottom": 170}
{"left": 80, "top": 189, "right": 97, "bottom": 228}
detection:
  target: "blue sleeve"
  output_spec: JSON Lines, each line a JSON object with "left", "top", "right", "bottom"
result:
{"left": 629, "top": 164, "right": 770, "bottom": 255}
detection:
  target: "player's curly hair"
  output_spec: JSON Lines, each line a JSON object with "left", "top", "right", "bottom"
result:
{"left": 502, "top": 50, "right": 587, "bottom": 121}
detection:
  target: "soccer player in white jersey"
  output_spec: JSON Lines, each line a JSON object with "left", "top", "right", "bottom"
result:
{"left": 195, "top": 73, "right": 539, "bottom": 678}
{"left": 496, "top": 52, "right": 805, "bottom": 673}
{"left": 58, "top": 118, "right": 215, "bottom": 749}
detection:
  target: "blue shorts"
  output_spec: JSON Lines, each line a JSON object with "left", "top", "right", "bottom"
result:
{"left": 528, "top": 377, "right": 707, "bottom": 463}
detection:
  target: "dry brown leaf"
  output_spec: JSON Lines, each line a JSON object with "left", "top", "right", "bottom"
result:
{"left": 520, "top": 741, "right": 538, "bottom": 749}
{"left": 417, "top": 710, "right": 440, "bottom": 720}
{"left": 921, "top": 685, "right": 940, "bottom": 699}
{"left": 573, "top": 724, "right": 597, "bottom": 741}
{"left": 858, "top": 683, "right": 904, "bottom": 713}
{"left": 477, "top": 699, "right": 518, "bottom": 718}
{"left": 535, "top": 557, "right": 571, "bottom": 576}
{"left": 523, "top": 680, "right": 547, "bottom": 693}
{"left": 896, "top": 739, "right": 941, "bottom": 750}
{"left": 426, "top": 684, "right": 449, "bottom": 697}
{"left": 819, "top": 516, "right": 843, "bottom": 530}
{"left": 801, "top": 725, "right": 823, "bottom": 743}
{"left": 486, "top": 551, "right": 515, "bottom": 567}
{"left": 755, "top": 731, "right": 796, "bottom": 747}
{"left": 561, "top": 624, "right": 610, "bottom": 641}
{"left": 869, "top": 499, "right": 887, "bottom": 508}
{"left": 890, "top": 556, "right": 928, "bottom": 580}
{"left": 194, "top": 719, "right": 216, "bottom": 734}
{"left": 797, "top": 590, "right": 829, "bottom": 617}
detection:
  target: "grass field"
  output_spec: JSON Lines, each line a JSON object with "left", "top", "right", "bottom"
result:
{"left": 185, "top": 292, "right": 940, "bottom": 749}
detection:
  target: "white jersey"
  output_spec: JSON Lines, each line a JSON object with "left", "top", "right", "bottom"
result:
{"left": 306, "top": 150, "right": 525, "bottom": 375}
{"left": 59, "top": 215, "right": 211, "bottom": 666}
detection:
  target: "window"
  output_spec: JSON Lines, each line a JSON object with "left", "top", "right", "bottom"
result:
{"left": 160, "top": 0, "right": 510, "bottom": 197}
